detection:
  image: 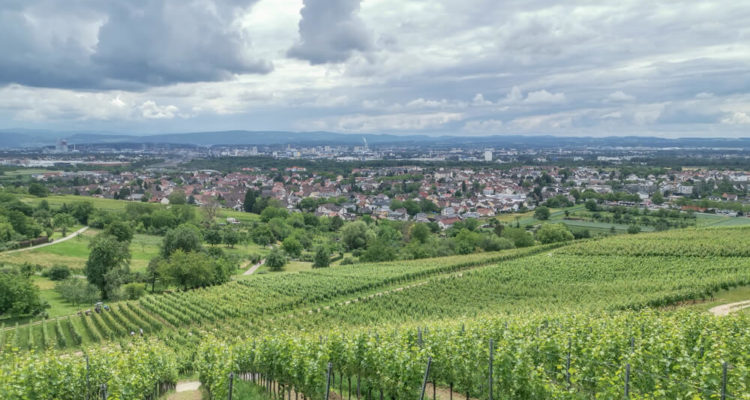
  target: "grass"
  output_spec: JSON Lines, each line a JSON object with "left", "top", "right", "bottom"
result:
{"left": 0, "top": 229, "right": 164, "bottom": 271}
{"left": 19, "top": 194, "right": 133, "bottom": 212}
{"left": 681, "top": 285, "right": 750, "bottom": 313}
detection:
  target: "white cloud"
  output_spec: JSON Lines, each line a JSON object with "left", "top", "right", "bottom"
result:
{"left": 524, "top": 89, "right": 566, "bottom": 104}
{"left": 721, "top": 111, "right": 750, "bottom": 125}
{"left": 308, "top": 112, "right": 463, "bottom": 132}
{"left": 606, "top": 91, "right": 635, "bottom": 102}
{"left": 139, "top": 101, "right": 179, "bottom": 119}
{"left": 472, "top": 93, "right": 493, "bottom": 106}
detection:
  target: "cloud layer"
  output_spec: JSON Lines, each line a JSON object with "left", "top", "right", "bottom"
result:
{"left": 1, "top": 0, "right": 750, "bottom": 137}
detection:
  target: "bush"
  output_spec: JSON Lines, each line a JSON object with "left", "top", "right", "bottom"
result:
{"left": 627, "top": 225, "right": 642, "bottom": 234}
{"left": 121, "top": 283, "right": 146, "bottom": 300}
{"left": 313, "top": 246, "right": 331, "bottom": 268}
{"left": 265, "top": 248, "right": 287, "bottom": 271}
{"left": 44, "top": 265, "right": 71, "bottom": 281}
{"left": 339, "top": 257, "right": 356, "bottom": 265}
{"left": 535, "top": 223, "right": 574, "bottom": 244}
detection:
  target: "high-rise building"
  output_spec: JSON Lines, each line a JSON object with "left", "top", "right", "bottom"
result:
{"left": 484, "top": 150, "right": 493, "bottom": 162}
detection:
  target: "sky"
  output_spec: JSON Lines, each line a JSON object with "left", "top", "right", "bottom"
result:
{"left": 1, "top": 0, "right": 749, "bottom": 137}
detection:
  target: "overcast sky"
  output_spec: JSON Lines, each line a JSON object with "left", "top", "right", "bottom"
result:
{"left": 1, "top": 0, "right": 749, "bottom": 137}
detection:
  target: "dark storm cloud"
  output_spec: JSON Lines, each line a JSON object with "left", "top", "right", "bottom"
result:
{"left": 0, "top": 0, "right": 270, "bottom": 89}
{"left": 287, "top": 0, "right": 372, "bottom": 64}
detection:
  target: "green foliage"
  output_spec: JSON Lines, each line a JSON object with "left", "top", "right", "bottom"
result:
{"left": 312, "top": 245, "right": 331, "bottom": 268}
{"left": 502, "top": 227, "right": 535, "bottom": 247}
{"left": 52, "top": 213, "right": 76, "bottom": 236}
{"left": 161, "top": 224, "right": 202, "bottom": 257}
{"left": 243, "top": 189, "right": 259, "bottom": 213}
{"left": 55, "top": 278, "right": 99, "bottom": 306}
{"left": 627, "top": 225, "right": 642, "bottom": 234}
{"left": 341, "top": 220, "right": 373, "bottom": 250}
{"left": 265, "top": 248, "right": 287, "bottom": 271}
{"left": 282, "top": 236, "right": 302, "bottom": 258}
{"left": 104, "top": 220, "right": 134, "bottom": 243}
{"left": 121, "top": 283, "right": 146, "bottom": 300}
{"left": 167, "top": 190, "right": 187, "bottom": 205}
{"left": 0, "top": 272, "right": 47, "bottom": 317}
{"left": 535, "top": 223, "right": 574, "bottom": 244}
{"left": 158, "top": 250, "right": 232, "bottom": 290}
{"left": 204, "top": 226, "right": 223, "bottom": 246}
{"left": 44, "top": 265, "right": 71, "bottom": 281}
{"left": 84, "top": 233, "right": 131, "bottom": 299}
{"left": 651, "top": 191, "right": 665, "bottom": 205}
{"left": 534, "top": 206, "right": 550, "bottom": 220}
{"left": 28, "top": 182, "right": 49, "bottom": 197}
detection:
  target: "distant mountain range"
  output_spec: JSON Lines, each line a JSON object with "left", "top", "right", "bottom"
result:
{"left": 1, "top": 129, "right": 749, "bottom": 149}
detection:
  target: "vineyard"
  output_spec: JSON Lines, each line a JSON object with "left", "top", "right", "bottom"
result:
{"left": 2, "top": 226, "right": 750, "bottom": 399}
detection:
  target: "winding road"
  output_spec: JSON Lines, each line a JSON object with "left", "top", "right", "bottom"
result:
{"left": 243, "top": 259, "right": 265, "bottom": 275}
{"left": 709, "top": 300, "right": 750, "bottom": 316}
{"left": 1, "top": 226, "right": 89, "bottom": 254}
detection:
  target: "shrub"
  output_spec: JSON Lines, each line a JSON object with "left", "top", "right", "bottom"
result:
{"left": 121, "top": 283, "right": 146, "bottom": 300}
{"left": 44, "top": 265, "right": 71, "bottom": 281}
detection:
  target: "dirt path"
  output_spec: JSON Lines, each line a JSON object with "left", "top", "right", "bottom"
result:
{"left": 2, "top": 226, "right": 89, "bottom": 254}
{"left": 709, "top": 300, "right": 750, "bottom": 316}
{"left": 175, "top": 381, "right": 201, "bottom": 392}
{"left": 243, "top": 259, "right": 265, "bottom": 275}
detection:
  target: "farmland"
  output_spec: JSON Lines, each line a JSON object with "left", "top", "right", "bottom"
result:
{"left": 2, "top": 226, "right": 750, "bottom": 399}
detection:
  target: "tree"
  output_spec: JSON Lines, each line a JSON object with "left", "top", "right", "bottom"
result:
{"left": 201, "top": 197, "right": 220, "bottom": 225}
{"left": 168, "top": 190, "right": 187, "bottom": 205}
{"left": 651, "top": 191, "right": 665, "bottom": 205}
{"left": 265, "top": 248, "right": 287, "bottom": 271}
{"left": 28, "top": 182, "right": 49, "bottom": 197}
{"left": 44, "top": 265, "right": 71, "bottom": 281}
{"left": 0, "top": 272, "right": 47, "bottom": 317}
{"left": 410, "top": 223, "right": 431, "bottom": 244}
{"left": 104, "top": 220, "right": 134, "bottom": 243}
{"left": 84, "top": 234, "right": 131, "bottom": 299}
{"left": 55, "top": 278, "right": 99, "bottom": 306}
{"left": 146, "top": 256, "right": 161, "bottom": 292}
{"left": 204, "top": 227, "right": 223, "bottom": 246}
{"left": 502, "top": 227, "right": 535, "bottom": 248}
{"left": 53, "top": 213, "right": 76, "bottom": 237}
{"left": 243, "top": 189, "right": 258, "bottom": 213}
{"left": 627, "top": 225, "right": 641, "bottom": 234}
{"left": 585, "top": 199, "right": 599, "bottom": 212}
{"left": 534, "top": 206, "right": 551, "bottom": 220}
{"left": 454, "top": 229, "right": 479, "bottom": 255}
{"left": 158, "top": 250, "right": 231, "bottom": 290}
{"left": 313, "top": 245, "right": 331, "bottom": 268}
{"left": 71, "top": 201, "right": 95, "bottom": 224}
{"left": 251, "top": 224, "right": 274, "bottom": 247}
{"left": 223, "top": 228, "right": 240, "bottom": 248}
{"left": 161, "top": 224, "right": 202, "bottom": 257}
{"left": 341, "top": 221, "right": 373, "bottom": 250}
{"left": 298, "top": 197, "right": 317, "bottom": 212}
{"left": 535, "top": 223, "right": 574, "bottom": 244}
{"left": 493, "top": 224, "right": 505, "bottom": 237}
{"left": 282, "top": 236, "right": 302, "bottom": 258}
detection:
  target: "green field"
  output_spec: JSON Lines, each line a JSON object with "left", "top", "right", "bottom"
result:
{"left": 4, "top": 223, "right": 750, "bottom": 399}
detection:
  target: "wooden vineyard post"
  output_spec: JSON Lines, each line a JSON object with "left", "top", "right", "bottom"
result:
{"left": 420, "top": 357, "right": 433, "bottom": 400}
{"left": 566, "top": 338, "right": 571, "bottom": 388}
{"left": 721, "top": 361, "right": 728, "bottom": 400}
{"left": 325, "top": 363, "right": 333, "bottom": 400}
{"left": 488, "top": 339, "right": 494, "bottom": 400}
{"left": 85, "top": 355, "right": 90, "bottom": 400}
{"left": 228, "top": 372, "right": 234, "bottom": 400}
{"left": 624, "top": 364, "right": 630, "bottom": 399}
